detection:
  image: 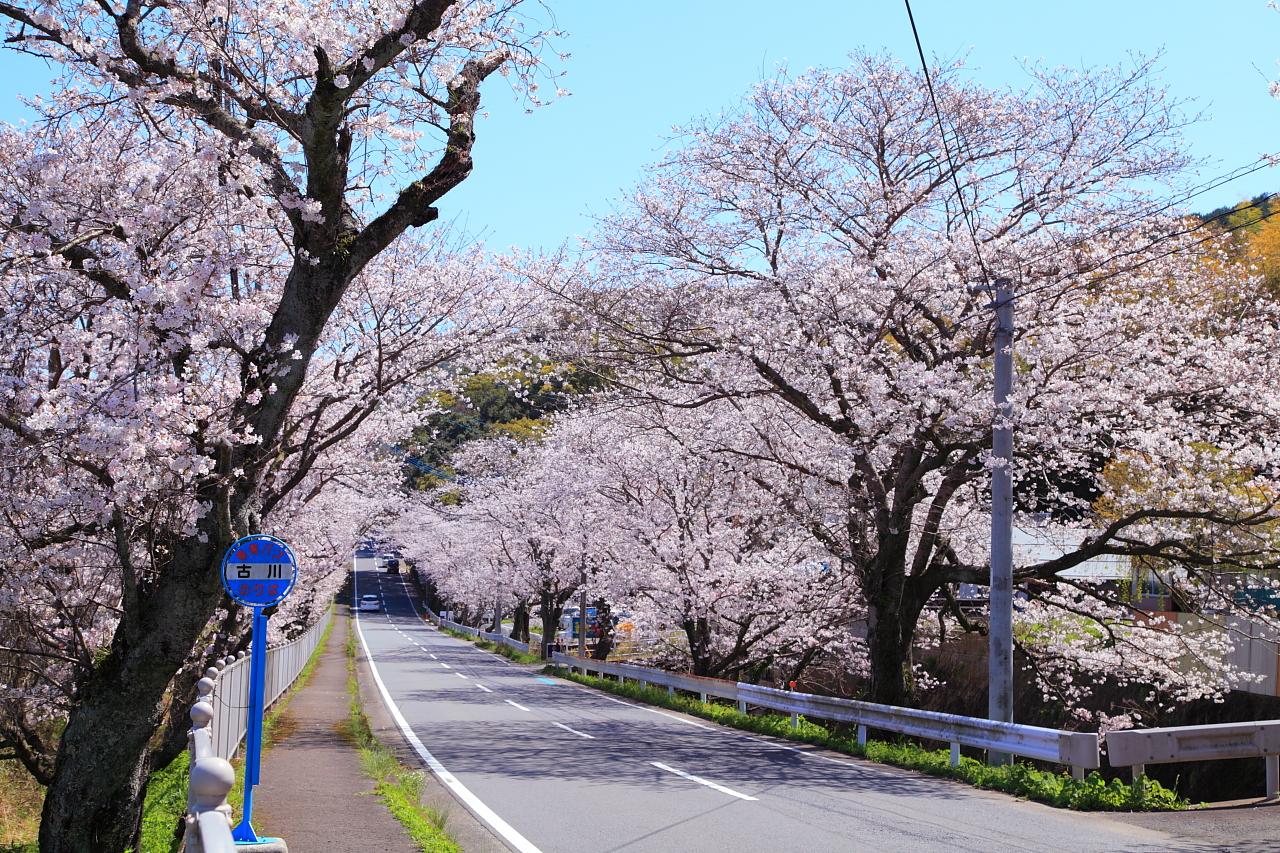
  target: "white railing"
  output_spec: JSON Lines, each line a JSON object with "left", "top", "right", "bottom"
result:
{"left": 209, "top": 606, "right": 333, "bottom": 760}
{"left": 1107, "top": 720, "right": 1280, "bottom": 797}
{"left": 181, "top": 667, "right": 237, "bottom": 853}
{"left": 554, "top": 653, "right": 1100, "bottom": 777}
{"left": 182, "top": 607, "right": 332, "bottom": 851}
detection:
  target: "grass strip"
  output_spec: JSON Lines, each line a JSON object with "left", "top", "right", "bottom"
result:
{"left": 342, "top": 630, "right": 461, "bottom": 852}
{"left": 434, "top": 623, "right": 543, "bottom": 666}
{"left": 137, "top": 608, "right": 336, "bottom": 853}
{"left": 551, "top": 667, "right": 1187, "bottom": 812}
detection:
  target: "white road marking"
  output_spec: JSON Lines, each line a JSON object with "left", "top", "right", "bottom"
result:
{"left": 553, "top": 722, "right": 595, "bottom": 739}
{"left": 429, "top": 654, "right": 438, "bottom": 660}
{"left": 505, "top": 699, "right": 531, "bottom": 712}
{"left": 456, "top": 672, "right": 469, "bottom": 680}
{"left": 640, "top": 706, "right": 712, "bottom": 730}
{"left": 441, "top": 663, "right": 452, "bottom": 669}
{"left": 650, "top": 761, "right": 758, "bottom": 801}
{"left": 476, "top": 683, "right": 493, "bottom": 693}
{"left": 352, "top": 564, "right": 544, "bottom": 853}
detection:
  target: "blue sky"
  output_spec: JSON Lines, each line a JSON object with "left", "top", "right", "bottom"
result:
{"left": 4, "top": 1, "right": 1279, "bottom": 252}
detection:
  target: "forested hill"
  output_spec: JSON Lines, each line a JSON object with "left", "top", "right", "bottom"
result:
{"left": 1199, "top": 192, "right": 1280, "bottom": 294}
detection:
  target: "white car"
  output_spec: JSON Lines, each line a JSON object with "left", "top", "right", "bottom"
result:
{"left": 358, "top": 594, "right": 381, "bottom": 612}
{"left": 373, "top": 554, "right": 388, "bottom": 569}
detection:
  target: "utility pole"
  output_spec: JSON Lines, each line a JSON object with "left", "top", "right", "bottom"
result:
{"left": 578, "top": 568, "right": 588, "bottom": 659}
{"left": 988, "top": 277, "right": 1015, "bottom": 763}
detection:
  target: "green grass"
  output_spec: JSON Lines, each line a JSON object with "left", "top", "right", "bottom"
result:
{"left": 342, "top": 631, "right": 461, "bottom": 852}
{"left": 137, "top": 750, "right": 191, "bottom": 852}
{"left": 435, "top": 623, "right": 543, "bottom": 665}
{"left": 0, "top": 758, "right": 43, "bottom": 852}
{"left": 551, "top": 668, "right": 1187, "bottom": 812}
{"left": 137, "top": 608, "right": 336, "bottom": 853}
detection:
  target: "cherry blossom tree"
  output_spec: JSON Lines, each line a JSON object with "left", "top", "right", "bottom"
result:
{"left": 0, "top": 0, "right": 553, "bottom": 845}
{"left": 550, "top": 405, "right": 851, "bottom": 680}
{"left": 408, "top": 433, "right": 600, "bottom": 656}
{"left": 551, "top": 53, "right": 1280, "bottom": 710}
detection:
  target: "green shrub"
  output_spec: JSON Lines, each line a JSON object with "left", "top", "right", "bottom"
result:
{"left": 552, "top": 668, "right": 1186, "bottom": 812}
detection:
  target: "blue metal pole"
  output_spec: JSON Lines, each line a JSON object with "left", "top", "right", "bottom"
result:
{"left": 233, "top": 606, "right": 268, "bottom": 843}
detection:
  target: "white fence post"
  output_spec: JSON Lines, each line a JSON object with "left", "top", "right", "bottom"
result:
{"left": 182, "top": 664, "right": 236, "bottom": 853}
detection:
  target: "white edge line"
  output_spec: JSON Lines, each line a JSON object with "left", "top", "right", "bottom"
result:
{"left": 505, "top": 699, "right": 531, "bottom": 712}
{"left": 552, "top": 722, "right": 595, "bottom": 740}
{"left": 551, "top": 678, "right": 711, "bottom": 730}
{"left": 353, "top": 563, "right": 543, "bottom": 853}
{"left": 553, "top": 674, "right": 852, "bottom": 764}
{"left": 650, "top": 761, "right": 757, "bottom": 801}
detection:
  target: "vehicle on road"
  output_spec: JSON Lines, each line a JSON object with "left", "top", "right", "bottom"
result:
{"left": 374, "top": 554, "right": 388, "bottom": 569}
{"left": 385, "top": 557, "right": 401, "bottom": 574}
{"left": 358, "top": 594, "right": 381, "bottom": 612}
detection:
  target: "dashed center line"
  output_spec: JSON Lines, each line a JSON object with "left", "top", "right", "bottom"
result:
{"left": 650, "top": 762, "right": 758, "bottom": 802}
{"left": 440, "top": 663, "right": 452, "bottom": 669}
{"left": 429, "top": 654, "right": 438, "bottom": 660}
{"left": 456, "top": 672, "right": 469, "bottom": 680}
{"left": 552, "top": 722, "right": 595, "bottom": 739}
{"left": 505, "top": 700, "right": 531, "bottom": 712}
{"left": 476, "top": 683, "right": 493, "bottom": 693}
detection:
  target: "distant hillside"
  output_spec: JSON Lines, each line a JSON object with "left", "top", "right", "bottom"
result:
{"left": 1199, "top": 192, "right": 1278, "bottom": 232}
{"left": 1197, "top": 192, "right": 1280, "bottom": 294}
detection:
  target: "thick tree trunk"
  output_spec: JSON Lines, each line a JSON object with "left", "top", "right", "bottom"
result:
{"left": 864, "top": 575, "right": 929, "bottom": 707}
{"left": 865, "top": 609, "right": 914, "bottom": 707}
{"left": 538, "top": 593, "right": 565, "bottom": 660}
{"left": 510, "top": 603, "right": 530, "bottom": 644}
{"left": 684, "top": 616, "right": 713, "bottom": 677}
{"left": 39, "top": 540, "right": 223, "bottom": 853}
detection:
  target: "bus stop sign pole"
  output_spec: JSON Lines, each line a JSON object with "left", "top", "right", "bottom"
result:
{"left": 219, "top": 533, "right": 299, "bottom": 846}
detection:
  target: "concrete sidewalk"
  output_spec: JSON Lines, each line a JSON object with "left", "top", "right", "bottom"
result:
{"left": 251, "top": 614, "right": 419, "bottom": 852}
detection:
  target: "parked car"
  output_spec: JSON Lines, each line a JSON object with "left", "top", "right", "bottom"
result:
{"left": 359, "top": 594, "right": 381, "bottom": 612}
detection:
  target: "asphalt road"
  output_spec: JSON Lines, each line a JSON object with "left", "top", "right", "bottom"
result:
{"left": 352, "top": 557, "right": 1201, "bottom": 853}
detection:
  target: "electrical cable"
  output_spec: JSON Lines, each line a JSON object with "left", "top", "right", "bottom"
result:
{"left": 903, "top": 0, "right": 990, "bottom": 283}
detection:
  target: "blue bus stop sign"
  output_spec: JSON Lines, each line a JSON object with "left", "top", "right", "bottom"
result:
{"left": 221, "top": 534, "right": 298, "bottom": 607}
{"left": 221, "top": 534, "right": 298, "bottom": 845}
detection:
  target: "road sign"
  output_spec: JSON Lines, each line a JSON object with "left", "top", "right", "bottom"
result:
{"left": 221, "top": 534, "right": 297, "bottom": 846}
{"left": 221, "top": 534, "right": 298, "bottom": 608}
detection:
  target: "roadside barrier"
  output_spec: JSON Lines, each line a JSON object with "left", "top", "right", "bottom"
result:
{"left": 553, "top": 653, "right": 1100, "bottom": 778}
{"left": 181, "top": 667, "right": 237, "bottom": 852}
{"left": 1107, "top": 720, "right": 1280, "bottom": 798}
{"left": 209, "top": 607, "right": 333, "bottom": 760}
{"left": 419, "top": 599, "right": 533, "bottom": 656}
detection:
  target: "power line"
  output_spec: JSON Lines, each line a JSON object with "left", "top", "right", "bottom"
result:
{"left": 915, "top": 194, "right": 1280, "bottom": 344}
{"left": 903, "top": 0, "right": 989, "bottom": 283}
{"left": 1012, "top": 158, "right": 1277, "bottom": 277}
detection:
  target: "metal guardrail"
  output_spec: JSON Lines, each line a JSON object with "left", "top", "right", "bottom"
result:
{"left": 1107, "top": 720, "right": 1280, "bottom": 797}
{"left": 209, "top": 608, "right": 333, "bottom": 760}
{"left": 479, "top": 628, "right": 531, "bottom": 654}
{"left": 554, "top": 653, "right": 1099, "bottom": 777}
